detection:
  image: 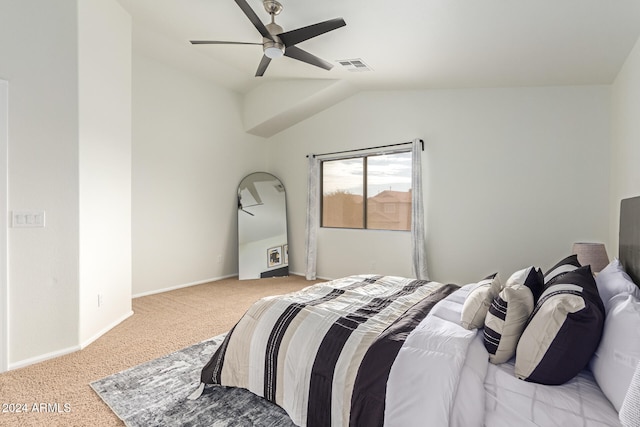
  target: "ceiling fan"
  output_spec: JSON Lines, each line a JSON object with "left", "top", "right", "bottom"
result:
{"left": 190, "top": 0, "right": 346, "bottom": 77}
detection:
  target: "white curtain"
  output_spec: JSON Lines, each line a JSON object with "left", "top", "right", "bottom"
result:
{"left": 305, "top": 141, "right": 427, "bottom": 280}
{"left": 411, "top": 138, "right": 429, "bottom": 280}
{"left": 305, "top": 155, "right": 320, "bottom": 280}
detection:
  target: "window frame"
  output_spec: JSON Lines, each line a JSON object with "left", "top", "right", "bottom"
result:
{"left": 319, "top": 149, "right": 412, "bottom": 231}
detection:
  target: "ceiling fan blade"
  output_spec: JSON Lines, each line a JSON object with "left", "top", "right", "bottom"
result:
{"left": 284, "top": 46, "right": 333, "bottom": 70}
{"left": 234, "top": 0, "right": 274, "bottom": 41}
{"left": 190, "top": 40, "right": 262, "bottom": 45}
{"left": 256, "top": 55, "right": 271, "bottom": 77}
{"left": 278, "top": 18, "right": 346, "bottom": 47}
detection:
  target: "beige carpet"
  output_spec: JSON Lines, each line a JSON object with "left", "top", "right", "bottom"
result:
{"left": 0, "top": 275, "right": 317, "bottom": 427}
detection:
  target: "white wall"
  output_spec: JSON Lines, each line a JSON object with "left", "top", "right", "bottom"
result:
{"left": 131, "top": 55, "right": 269, "bottom": 296}
{"left": 0, "top": 0, "right": 134, "bottom": 369}
{"left": 78, "top": 0, "right": 132, "bottom": 346}
{"left": 610, "top": 35, "right": 640, "bottom": 256}
{"left": 269, "top": 86, "right": 611, "bottom": 285}
{"left": 0, "top": 0, "right": 80, "bottom": 364}
{"left": 1, "top": 80, "right": 8, "bottom": 372}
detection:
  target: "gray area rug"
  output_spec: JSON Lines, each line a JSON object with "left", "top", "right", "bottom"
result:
{"left": 91, "top": 334, "right": 297, "bottom": 426}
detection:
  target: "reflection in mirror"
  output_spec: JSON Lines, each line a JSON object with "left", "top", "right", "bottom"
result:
{"left": 238, "top": 172, "right": 288, "bottom": 280}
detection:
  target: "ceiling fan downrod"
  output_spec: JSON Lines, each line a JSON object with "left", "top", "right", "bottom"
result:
{"left": 262, "top": 0, "right": 285, "bottom": 58}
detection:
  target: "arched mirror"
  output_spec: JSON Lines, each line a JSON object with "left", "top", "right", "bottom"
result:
{"left": 238, "top": 172, "right": 288, "bottom": 280}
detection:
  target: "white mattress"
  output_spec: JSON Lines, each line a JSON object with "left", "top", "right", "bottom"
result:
{"left": 484, "top": 356, "right": 621, "bottom": 427}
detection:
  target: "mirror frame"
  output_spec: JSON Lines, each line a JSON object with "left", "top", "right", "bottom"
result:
{"left": 237, "top": 172, "right": 288, "bottom": 280}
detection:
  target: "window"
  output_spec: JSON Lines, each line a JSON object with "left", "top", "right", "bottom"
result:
{"left": 321, "top": 151, "right": 412, "bottom": 231}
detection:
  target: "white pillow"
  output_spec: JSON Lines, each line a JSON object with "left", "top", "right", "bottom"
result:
{"left": 595, "top": 258, "right": 640, "bottom": 314}
{"left": 620, "top": 360, "right": 640, "bottom": 427}
{"left": 461, "top": 273, "right": 501, "bottom": 330}
{"left": 590, "top": 294, "right": 640, "bottom": 412}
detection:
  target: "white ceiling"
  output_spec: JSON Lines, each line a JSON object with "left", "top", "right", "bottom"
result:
{"left": 117, "top": 0, "right": 640, "bottom": 94}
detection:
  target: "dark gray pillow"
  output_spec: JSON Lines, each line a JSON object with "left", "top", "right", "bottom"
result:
{"left": 515, "top": 266, "right": 605, "bottom": 385}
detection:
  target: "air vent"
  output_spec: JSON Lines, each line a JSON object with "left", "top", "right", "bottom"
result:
{"left": 336, "top": 58, "right": 372, "bottom": 72}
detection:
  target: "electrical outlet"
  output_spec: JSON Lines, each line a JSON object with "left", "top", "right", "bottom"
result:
{"left": 12, "top": 210, "right": 45, "bottom": 228}
{"left": 97, "top": 293, "right": 103, "bottom": 308}
{"left": 217, "top": 255, "right": 223, "bottom": 264}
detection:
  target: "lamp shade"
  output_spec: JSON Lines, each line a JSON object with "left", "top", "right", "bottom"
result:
{"left": 572, "top": 242, "right": 609, "bottom": 273}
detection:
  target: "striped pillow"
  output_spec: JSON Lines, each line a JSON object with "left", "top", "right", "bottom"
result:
{"left": 515, "top": 265, "right": 605, "bottom": 385}
{"left": 544, "top": 254, "right": 581, "bottom": 284}
{"left": 460, "top": 273, "right": 501, "bottom": 330}
{"left": 510, "top": 265, "right": 544, "bottom": 303}
{"left": 483, "top": 267, "right": 540, "bottom": 364}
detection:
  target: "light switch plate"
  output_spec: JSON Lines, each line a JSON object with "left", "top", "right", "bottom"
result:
{"left": 11, "top": 210, "right": 45, "bottom": 228}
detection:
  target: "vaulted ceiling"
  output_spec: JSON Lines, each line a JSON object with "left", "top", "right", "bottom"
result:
{"left": 117, "top": 0, "right": 640, "bottom": 136}
{"left": 118, "top": 0, "right": 640, "bottom": 91}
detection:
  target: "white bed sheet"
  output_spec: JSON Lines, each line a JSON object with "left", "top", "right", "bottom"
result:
{"left": 484, "top": 357, "right": 621, "bottom": 427}
{"left": 391, "top": 282, "right": 623, "bottom": 427}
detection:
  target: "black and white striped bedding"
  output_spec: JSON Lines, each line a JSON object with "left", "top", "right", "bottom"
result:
{"left": 198, "top": 275, "right": 460, "bottom": 426}
{"left": 193, "top": 275, "right": 623, "bottom": 427}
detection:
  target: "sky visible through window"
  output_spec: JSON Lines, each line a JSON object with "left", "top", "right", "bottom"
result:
{"left": 322, "top": 152, "right": 411, "bottom": 196}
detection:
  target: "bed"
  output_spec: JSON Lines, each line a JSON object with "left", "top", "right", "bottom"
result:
{"left": 191, "top": 196, "right": 640, "bottom": 426}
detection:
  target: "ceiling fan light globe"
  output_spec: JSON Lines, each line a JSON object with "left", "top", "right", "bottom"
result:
{"left": 265, "top": 46, "right": 284, "bottom": 59}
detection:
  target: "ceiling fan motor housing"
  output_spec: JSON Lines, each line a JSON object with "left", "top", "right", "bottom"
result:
{"left": 264, "top": 22, "right": 285, "bottom": 58}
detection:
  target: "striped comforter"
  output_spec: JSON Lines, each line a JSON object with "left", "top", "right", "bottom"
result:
{"left": 199, "top": 275, "right": 461, "bottom": 426}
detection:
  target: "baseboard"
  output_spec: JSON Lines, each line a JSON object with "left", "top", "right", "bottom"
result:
{"left": 9, "top": 344, "right": 81, "bottom": 371}
{"left": 289, "top": 270, "right": 334, "bottom": 281}
{"left": 8, "top": 310, "right": 135, "bottom": 371}
{"left": 132, "top": 274, "right": 238, "bottom": 299}
{"left": 80, "top": 310, "right": 134, "bottom": 350}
